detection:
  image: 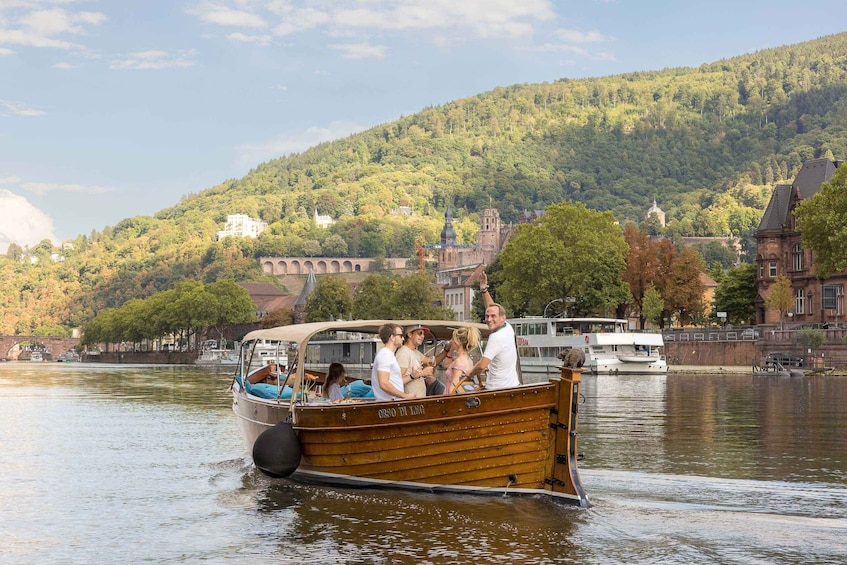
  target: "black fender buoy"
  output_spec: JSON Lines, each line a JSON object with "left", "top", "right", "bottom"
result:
{"left": 252, "top": 420, "right": 301, "bottom": 478}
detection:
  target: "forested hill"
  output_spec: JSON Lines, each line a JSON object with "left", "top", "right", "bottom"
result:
{"left": 5, "top": 32, "right": 847, "bottom": 334}
{"left": 164, "top": 31, "right": 847, "bottom": 237}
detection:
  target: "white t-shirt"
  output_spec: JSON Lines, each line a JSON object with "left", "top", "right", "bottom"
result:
{"left": 482, "top": 322, "right": 519, "bottom": 389}
{"left": 371, "top": 346, "right": 404, "bottom": 401}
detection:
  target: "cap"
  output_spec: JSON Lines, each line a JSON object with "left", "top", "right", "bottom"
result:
{"left": 405, "top": 324, "right": 431, "bottom": 336}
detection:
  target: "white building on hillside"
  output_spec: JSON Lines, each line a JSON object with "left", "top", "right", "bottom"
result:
{"left": 314, "top": 209, "right": 335, "bottom": 229}
{"left": 218, "top": 214, "right": 268, "bottom": 240}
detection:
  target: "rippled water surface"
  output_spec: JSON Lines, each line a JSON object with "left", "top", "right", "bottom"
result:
{"left": 1, "top": 364, "right": 845, "bottom": 564}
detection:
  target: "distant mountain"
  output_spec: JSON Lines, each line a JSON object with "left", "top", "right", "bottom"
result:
{"left": 5, "top": 32, "right": 847, "bottom": 334}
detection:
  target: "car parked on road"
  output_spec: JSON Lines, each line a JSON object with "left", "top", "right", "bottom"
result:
{"left": 765, "top": 351, "right": 804, "bottom": 367}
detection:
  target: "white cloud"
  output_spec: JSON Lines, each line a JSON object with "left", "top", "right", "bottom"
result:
{"left": 333, "top": 1, "right": 554, "bottom": 37}
{"left": 0, "top": 6, "right": 106, "bottom": 51}
{"left": 22, "top": 181, "right": 114, "bottom": 195}
{"left": 0, "top": 99, "right": 45, "bottom": 116}
{"left": 227, "top": 31, "right": 272, "bottom": 45}
{"left": 109, "top": 49, "right": 197, "bottom": 70}
{"left": 235, "top": 120, "right": 367, "bottom": 167}
{"left": 0, "top": 188, "right": 57, "bottom": 249}
{"left": 271, "top": 7, "right": 330, "bottom": 36}
{"left": 0, "top": 47, "right": 14, "bottom": 55}
{"left": 186, "top": 4, "right": 268, "bottom": 28}
{"left": 329, "top": 42, "right": 386, "bottom": 60}
{"left": 51, "top": 60, "right": 75, "bottom": 68}
{"left": 554, "top": 28, "right": 611, "bottom": 44}
{"left": 186, "top": 0, "right": 557, "bottom": 45}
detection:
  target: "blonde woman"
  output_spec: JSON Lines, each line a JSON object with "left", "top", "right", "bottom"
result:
{"left": 444, "top": 326, "right": 480, "bottom": 395}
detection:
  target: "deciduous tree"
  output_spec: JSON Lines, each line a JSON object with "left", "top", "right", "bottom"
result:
{"left": 795, "top": 163, "right": 847, "bottom": 277}
{"left": 305, "top": 275, "right": 352, "bottom": 322}
{"left": 713, "top": 263, "right": 757, "bottom": 325}
{"left": 498, "top": 202, "right": 630, "bottom": 317}
{"left": 765, "top": 275, "right": 794, "bottom": 329}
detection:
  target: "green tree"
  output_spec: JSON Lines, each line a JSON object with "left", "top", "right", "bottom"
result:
{"left": 795, "top": 163, "right": 847, "bottom": 278}
{"left": 353, "top": 273, "right": 394, "bottom": 319}
{"left": 498, "top": 202, "right": 630, "bottom": 317}
{"left": 6, "top": 242, "right": 23, "bottom": 260}
{"left": 765, "top": 275, "right": 794, "bottom": 330}
{"left": 305, "top": 275, "right": 352, "bottom": 322}
{"left": 713, "top": 263, "right": 756, "bottom": 325}
{"left": 386, "top": 273, "right": 454, "bottom": 320}
{"left": 642, "top": 286, "right": 664, "bottom": 329}
{"left": 797, "top": 328, "right": 824, "bottom": 353}
{"left": 322, "top": 233, "right": 348, "bottom": 256}
{"left": 203, "top": 280, "right": 256, "bottom": 341}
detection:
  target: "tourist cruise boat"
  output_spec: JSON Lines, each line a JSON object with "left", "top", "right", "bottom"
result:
{"left": 231, "top": 319, "right": 589, "bottom": 507}
{"left": 510, "top": 317, "right": 667, "bottom": 376}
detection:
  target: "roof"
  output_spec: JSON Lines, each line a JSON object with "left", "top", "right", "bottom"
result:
{"left": 294, "top": 269, "right": 317, "bottom": 306}
{"left": 758, "top": 159, "right": 844, "bottom": 232}
{"left": 243, "top": 319, "right": 489, "bottom": 344}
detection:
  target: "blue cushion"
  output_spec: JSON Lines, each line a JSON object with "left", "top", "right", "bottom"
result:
{"left": 342, "top": 380, "right": 374, "bottom": 398}
{"left": 246, "top": 382, "right": 293, "bottom": 399}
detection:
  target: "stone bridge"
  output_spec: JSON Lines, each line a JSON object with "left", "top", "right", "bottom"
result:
{"left": 259, "top": 256, "right": 408, "bottom": 275}
{"left": 0, "top": 335, "right": 80, "bottom": 361}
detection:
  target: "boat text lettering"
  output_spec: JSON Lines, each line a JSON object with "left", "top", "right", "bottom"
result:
{"left": 377, "top": 404, "right": 426, "bottom": 419}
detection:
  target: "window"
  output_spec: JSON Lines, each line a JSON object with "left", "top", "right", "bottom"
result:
{"left": 768, "top": 262, "right": 777, "bottom": 277}
{"left": 795, "top": 288, "right": 805, "bottom": 315}
{"left": 793, "top": 243, "right": 804, "bottom": 272}
{"left": 822, "top": 285, "right": 844, "bottom": 314}
{"left": 759, "top": 263, "right": 764, "bottom": 278}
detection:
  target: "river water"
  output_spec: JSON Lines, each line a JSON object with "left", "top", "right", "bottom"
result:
{"left": 1, "top": 363, "right": 845, "bottom": 564}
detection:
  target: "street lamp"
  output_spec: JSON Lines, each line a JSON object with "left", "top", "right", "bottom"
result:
{"left": 543, "top": 298, "right": 564, "bottom": 318}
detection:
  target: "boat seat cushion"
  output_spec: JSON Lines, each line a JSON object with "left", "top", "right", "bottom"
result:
{"left": 341, "top": 379, "right": 374, "bottom": 398}
{"left": 247, "top": 382, "right": 293, "bottom": 399}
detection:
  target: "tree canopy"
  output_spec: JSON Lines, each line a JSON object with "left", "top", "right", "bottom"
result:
{"left": 497, "top": 201, "right": 630, "bottom": 317}
{"left": 795, "top": 162, "right": 847, "bottom": 278}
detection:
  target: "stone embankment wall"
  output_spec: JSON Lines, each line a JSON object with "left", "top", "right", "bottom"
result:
{"left": 664, "top": 341, "right": 755, "bottom": 366}
{"left": 664, "top": 339, "right": 847, "bottom": 369}
{"left": 84, "top": 351, "right": 194, "bottom": 364}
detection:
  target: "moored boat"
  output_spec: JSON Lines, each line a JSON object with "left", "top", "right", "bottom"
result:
{"left": 231, "top": 319, "right": 588, "bottom": 507}
{"left": 511, "top": 316, "right": 666, "bottom": 377}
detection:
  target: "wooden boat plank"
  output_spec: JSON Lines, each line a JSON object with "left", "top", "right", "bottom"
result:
{"left": 296, "top": 412, "right": 551, "bottom": 453}
{"left": 300, "top": 430, "right": 549, "bottom": 468}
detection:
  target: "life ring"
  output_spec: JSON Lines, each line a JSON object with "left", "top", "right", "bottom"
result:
{"left": 584, "top": 335, "right": 589, "bottom": 344}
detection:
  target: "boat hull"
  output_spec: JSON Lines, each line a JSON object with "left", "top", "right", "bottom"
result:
{"left": 233, "top": 374, "right": 587, "bottom": 506}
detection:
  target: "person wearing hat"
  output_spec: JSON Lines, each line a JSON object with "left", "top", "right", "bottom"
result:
{"left": 395, "top": 323, "right": 450, "bottom": 397}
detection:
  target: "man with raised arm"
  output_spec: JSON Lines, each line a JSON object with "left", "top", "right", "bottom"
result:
{"left": 466, "top": 271, "right": 520, "bottom": 390}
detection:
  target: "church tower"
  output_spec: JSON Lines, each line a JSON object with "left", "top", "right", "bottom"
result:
{"left": 438, "top": 208, "right": 459, "bottom": 270}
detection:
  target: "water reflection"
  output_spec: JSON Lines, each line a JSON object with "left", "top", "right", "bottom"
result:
{"left": 581, "top": 373, "right": 847, "bottom": 484}
{"left": 1, "top": 363, "right": 846, "bottom": 563}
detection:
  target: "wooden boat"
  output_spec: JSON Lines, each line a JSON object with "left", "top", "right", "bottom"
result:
{"left": 231, "top": 319, "right": 589, "bottom": 507}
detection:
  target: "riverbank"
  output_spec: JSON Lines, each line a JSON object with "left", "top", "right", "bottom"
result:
{"left": 669, "top": 365, "right": 749, "bottom": 374}
{"left": 669, "top": 364, "right": 847, "bottom": 376}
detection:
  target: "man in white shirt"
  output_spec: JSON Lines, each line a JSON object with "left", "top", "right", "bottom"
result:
{"left": 466, "top": 272, "right": 520, "bottom": 389}
{"left": 371, "top": 323, "right": 416, "bottom": 401}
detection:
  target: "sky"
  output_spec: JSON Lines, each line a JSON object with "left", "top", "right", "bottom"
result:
{"left": 1, "top": 0, "right": 845, "bottom": 250}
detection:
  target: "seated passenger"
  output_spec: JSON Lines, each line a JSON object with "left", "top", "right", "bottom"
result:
{"left": 325, "top": 362, "right": 347, "bottom": 401}
{"left": 371, "top": 323, "right": 416, "bottom": 401}
{"left": 444, "top": 326, "right": 480, "bottom": 394}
